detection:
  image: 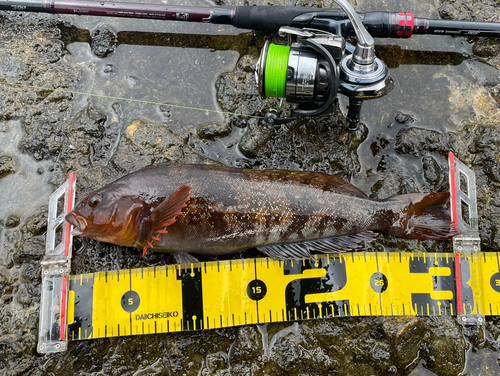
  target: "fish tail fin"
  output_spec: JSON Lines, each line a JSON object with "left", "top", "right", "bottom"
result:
{"left": 382, "top": 192, "right": 460, "bottom": 240}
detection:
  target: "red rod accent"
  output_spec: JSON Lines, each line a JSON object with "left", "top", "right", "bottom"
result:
{"left": 454, "top": 253, "right": 463, "bottom": 315}
{"left": 60, "top": 276, "right": 68, "bottom": 341}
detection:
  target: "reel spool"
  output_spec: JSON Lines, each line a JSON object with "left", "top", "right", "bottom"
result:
{"left": 255, "top": 30, "right": 341, "bottom": 123}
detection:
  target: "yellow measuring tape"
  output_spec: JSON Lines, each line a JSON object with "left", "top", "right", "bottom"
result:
{"left": 66, "top": 251, "right": 500, "bottom": 341}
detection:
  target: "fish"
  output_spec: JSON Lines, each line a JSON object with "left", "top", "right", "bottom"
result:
{"left": 65, "top": 163, "right": 459, "bottom": 264}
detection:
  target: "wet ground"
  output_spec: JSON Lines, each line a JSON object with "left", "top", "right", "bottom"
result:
{"left": 1, "top": 0, "right": 500, "bottom": 374}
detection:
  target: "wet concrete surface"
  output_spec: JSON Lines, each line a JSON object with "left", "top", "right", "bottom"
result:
{"left": 1, "top": 0, "right": 500, "bottom": 375}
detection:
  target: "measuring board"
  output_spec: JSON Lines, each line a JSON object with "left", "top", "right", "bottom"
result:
{"left": 66, "top": 251, "right": 500, "bottom": 341}
{"left": 37, "top": 153, "right": 499, "bottom": 353}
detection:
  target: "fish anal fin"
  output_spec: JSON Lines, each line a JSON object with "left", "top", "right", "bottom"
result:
{"left": 173, "top": 252, "right": 199, "bottom": 265}
{"left": 257, "top": 243, "right": 313, "bottom": 261}
{"left": 304, "top": 232, "right": 378, "bottom": 253}
{"left": 257, "top": 232, "right": 378, "bottom": 260}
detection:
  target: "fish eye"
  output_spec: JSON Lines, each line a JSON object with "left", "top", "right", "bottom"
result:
{"left": 88, "top": 194, "right": 101, "bottom": 207}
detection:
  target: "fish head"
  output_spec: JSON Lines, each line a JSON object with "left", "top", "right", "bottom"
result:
{"left": 65, "top": 184, "right": 150, "bottom": 247}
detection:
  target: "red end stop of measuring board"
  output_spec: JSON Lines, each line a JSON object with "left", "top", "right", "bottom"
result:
{"left": 448, "top": 152, "right": 484, "bottom": 325}
{"left": 37, "top": 172, "right": 76, "bottom": 354}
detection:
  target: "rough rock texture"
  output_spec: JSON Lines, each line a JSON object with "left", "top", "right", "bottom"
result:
{"left": 0, "top": 155, "right": 16, "bottom": 179}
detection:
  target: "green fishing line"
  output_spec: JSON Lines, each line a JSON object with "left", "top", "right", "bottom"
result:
{"left": 264, "top": 44, "right": 290, "bottom": 98}
{"left": 0, "top": 81, "right": 264, "bottom": 119}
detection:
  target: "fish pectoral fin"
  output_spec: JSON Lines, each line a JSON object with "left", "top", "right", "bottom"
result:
{"left": 173, "top": 252, "right": 199, "bottom": 265}
{"left": 149, "top": 185, "right": 193, "bottom": 231}
{"left": 257, "top": 232, "right": 378, "bottom": 260}
{"left": 142, "top": 185, "right": 193, "bottom": 257}
{"left": 257, "top": 243, "right": 313, "bottom": 261}
{"left": 305, "top": 232, "right": 379, "bottom": 253}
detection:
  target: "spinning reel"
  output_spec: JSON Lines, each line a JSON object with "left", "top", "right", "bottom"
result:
{"left": 255, "top": 0, "right": 393, "bottom": 130}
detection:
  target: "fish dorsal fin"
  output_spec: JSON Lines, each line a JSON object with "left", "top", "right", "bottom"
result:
{"left": 142, "top": 185, "right": 192, "bottom": 256}
{"left": 247, "top": 169, "right": 369, "bottom": 198}
{"left": 318, "top": 176, "right": 368, "bottom": 198}
{"left": 257, "top": 232, "right": 378, "bottom": 260}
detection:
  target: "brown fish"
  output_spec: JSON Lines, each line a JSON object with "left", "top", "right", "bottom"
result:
{"left": 65, "top": 164, "right": 459, "bottom": 263}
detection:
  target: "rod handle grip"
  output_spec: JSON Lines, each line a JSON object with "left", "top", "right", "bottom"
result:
{"left": 233, "top": 6, "right": 344, "bottom": 32}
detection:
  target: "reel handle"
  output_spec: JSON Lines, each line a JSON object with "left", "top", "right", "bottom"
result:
{"left": 346, "top": 99, "right": 363, "bottom": 132}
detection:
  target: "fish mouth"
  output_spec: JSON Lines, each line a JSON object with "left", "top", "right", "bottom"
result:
{"left": 65, "top": 212, "right": 88, "bottom": 236}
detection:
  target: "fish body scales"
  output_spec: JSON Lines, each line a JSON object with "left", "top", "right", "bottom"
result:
{"left": 122, "top": 165, "right": 380, "bottom": 254}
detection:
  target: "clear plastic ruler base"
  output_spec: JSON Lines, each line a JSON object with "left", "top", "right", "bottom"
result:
{"left": 38, "top": 154, "right": 495, "bottom": 353}
{"left": 37, "top": 172, "right": 76, "bottom": 354}
{"left": 448, "top": 152, "right": 484, "bottom": 325}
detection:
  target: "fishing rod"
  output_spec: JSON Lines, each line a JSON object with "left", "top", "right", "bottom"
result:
{"left": 2, "top": 0, "right": 500, "bottom": 130}
{"left": 3, "top": 0, "right": 500, "bottom": 37}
